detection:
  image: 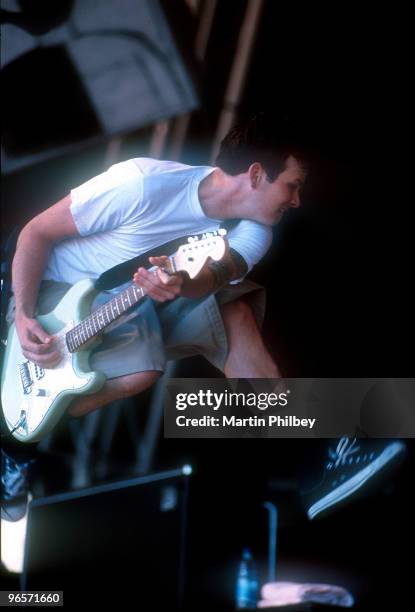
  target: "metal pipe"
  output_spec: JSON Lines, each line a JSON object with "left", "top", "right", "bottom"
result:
{"left": 210, "top": 0, "right": 264, "bottom": 164}
{"left": 169, "top": 0, "right": 219, "bottom": 160}
{"left": 263, "top": 501, "right": 278, "bottom": 582}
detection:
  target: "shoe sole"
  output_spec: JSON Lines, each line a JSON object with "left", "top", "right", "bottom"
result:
{"left": 307, "top": 441, "right": 405, "bottom": 520}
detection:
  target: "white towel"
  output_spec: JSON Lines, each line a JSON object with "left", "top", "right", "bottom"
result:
{"left": 258, "top": 581, "right": 354, "bottom": 608}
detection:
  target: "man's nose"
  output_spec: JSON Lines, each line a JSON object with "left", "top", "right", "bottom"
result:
{"left": 290, "top": 192, "right": 301, "bottom": 208}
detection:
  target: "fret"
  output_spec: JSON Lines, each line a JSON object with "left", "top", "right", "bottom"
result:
{"left": 80, "top": 325, "right": 86, "bottom": 343}
{"left": 83, "top": 323, "right": 89, "bottom": 341}
{"left": 115, "top": 296, "right": 120, "bottom": 314}
{"left": 99, "top": 309, "right": 107, "bottom": 326}
{"left": 84, "top": 323, "right": 90, "bottom": 342}
{"left": 133, "top": 285, "right": 144, "bottom": 300}
{"left": 65, "top": 282, "right": 146, "bottom": 353}
{"left": 66, "top": 334, "right": 73, "bottom": 352}
{"left": 85, "top": 318, "right": 92, "bottom": 340}
{"left": 103, "top": 305, "right": 111, "bottom": 325}
{"left": 92, "top": 314, "right": 99, "bottom": 332}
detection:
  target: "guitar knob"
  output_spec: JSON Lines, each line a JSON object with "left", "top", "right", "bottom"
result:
{"left": 35, "top": 388, "right": 49, "bottom": 397}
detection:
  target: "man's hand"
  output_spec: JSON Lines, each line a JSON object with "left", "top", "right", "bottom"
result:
{"left": 133, "top": 255, "right": 183, "bottom": 302}
{"left": 15, "top": 315, "right": 61, "bottom": 367}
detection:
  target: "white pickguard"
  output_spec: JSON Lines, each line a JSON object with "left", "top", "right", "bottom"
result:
{"left": 10, "top": 322, "right": 91, "bottom": 437}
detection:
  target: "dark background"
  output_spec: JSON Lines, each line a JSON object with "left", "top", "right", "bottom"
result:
{"left": 1, "top": 1, "right": 413, "bottom": 610}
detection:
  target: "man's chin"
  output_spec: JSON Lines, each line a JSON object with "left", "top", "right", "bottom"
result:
{"left": 256, "top": 212, "right": 283, "bottom": 226}
{"left": 271, "top": 211, "right": 284, "bottom": 225}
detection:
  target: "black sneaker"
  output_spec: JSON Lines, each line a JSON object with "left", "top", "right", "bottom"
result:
{"left": 304, "top": 438, "right": 406, "bottom": 520}
{"left": 1, "top": 449, "right": 33, "bottom": 522}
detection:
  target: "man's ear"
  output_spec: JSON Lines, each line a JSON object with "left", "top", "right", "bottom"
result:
{"left": 248, "top": 162, "right": 263, "bottom": 188}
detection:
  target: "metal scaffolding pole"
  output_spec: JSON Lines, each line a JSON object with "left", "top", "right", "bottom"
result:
{"left": 210, "top": 0, "right": 264, "bottom": 164}
{"left": 168, "top": 0, "right": 219, "bottom": 160}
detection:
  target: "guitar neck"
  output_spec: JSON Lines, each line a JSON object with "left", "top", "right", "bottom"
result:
{"left": 66, "top": 255, "right": 176, "bottom": 352}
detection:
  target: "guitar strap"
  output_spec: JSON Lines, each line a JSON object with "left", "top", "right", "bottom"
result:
{"left": 94, "top": 235, "right": 191, "bottom": 291}
{"left": 94, "top": 221, "right": 238, "bottom": 291}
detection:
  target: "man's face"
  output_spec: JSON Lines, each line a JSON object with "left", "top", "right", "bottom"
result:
{"left": 255, "top": 155, "right": 307, "bottom": 225}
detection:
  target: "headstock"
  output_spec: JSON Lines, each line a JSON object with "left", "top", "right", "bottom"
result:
{"left": 173, "top": 230, "right": 227, "bottom": 278}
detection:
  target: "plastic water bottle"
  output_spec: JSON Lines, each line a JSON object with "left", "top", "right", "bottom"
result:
{"left": 235, "top": 548, "right": 259, "bottom": 609}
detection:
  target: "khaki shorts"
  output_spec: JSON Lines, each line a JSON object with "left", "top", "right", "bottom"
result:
{"left": 7, "top": 280, "right": 266, "bottom": 379}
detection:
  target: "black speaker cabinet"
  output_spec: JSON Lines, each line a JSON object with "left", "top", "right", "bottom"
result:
{"left": 21, "top": 466, "right": 190, "bottom": 609}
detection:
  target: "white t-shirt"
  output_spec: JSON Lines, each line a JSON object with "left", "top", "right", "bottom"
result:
{"left": 44, "top": 158, "right": 273, "bottom": 285}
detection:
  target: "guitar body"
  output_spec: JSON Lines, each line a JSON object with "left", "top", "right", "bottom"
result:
{"left": 1, "top": 279, "right": 106, "bottom": 443}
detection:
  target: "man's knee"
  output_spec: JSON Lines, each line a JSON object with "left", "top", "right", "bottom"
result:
{"left": 121, "top": 370, "right": 161, "bottom": 397}
{"left": 221, "top": 298, "right": 255, "bottom": 327}
{"left": 68, "top": 370, "right": 162, "bottom": 417}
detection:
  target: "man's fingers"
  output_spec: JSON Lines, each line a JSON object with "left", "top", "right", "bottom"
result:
{"left": 148, "top": 255, "right": 169, "bottom": 268}
{"left": 27, "top": 321, "right": 54, "bottom": 345}
{"left": 17, "top": 319, "right": 61, "bottom": 365}
{"left": 156, "top": 267, "right": 174, "bottom": 285}
{"left": 21, "top": 338, "right": 58, "bottom": 355}
{"left": 21, "top": 329, "right": 58, "bottom": 355}
{"left": 21, "top": 348, "right": 62, "bottom": 368}
{"left": 133, "top": 267, "right": 179, "bottom": 301}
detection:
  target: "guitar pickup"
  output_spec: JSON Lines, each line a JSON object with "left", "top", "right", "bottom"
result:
{"left": 19, "top": 361, "right": 33, "bottom": 395}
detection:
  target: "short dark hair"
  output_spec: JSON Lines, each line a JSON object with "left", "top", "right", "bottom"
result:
{"left": 215, "top": 112, "right": 308, "bottom": 182}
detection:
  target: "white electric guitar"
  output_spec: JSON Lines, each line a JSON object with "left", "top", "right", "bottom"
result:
{"left": 1, "top": 232, "right": 226, "bottom": 443}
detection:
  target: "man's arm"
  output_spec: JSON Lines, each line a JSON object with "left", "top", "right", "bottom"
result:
{"left": 181, "top": 247, "right": 248, "bottom": 298}
{"left": 204, "top": 248, "right": 248, "bottom": 293}
{"left": 12, "top": 194, "right": 80, "bottom": 366}
{"left": 135, "top": 248, "right": 248, "bottom": 300}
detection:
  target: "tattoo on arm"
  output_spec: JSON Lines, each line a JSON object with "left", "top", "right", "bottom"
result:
{"left": 208, "top": 248, "right": 248, "bottom": 291}
{"left": 208, "top": 260, "right": 232, "bottom": 291}
{"left": 229, "top": 248, "right": 248, "bottom": 278}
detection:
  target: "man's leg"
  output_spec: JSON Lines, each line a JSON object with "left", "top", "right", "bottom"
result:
{"left": 68, "top": 370, "right": 161, "bottom": 418}
{"left": 220, "top": 299, "right": 281, "bottom": 378}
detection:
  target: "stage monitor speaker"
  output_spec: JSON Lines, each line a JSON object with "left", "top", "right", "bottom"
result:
{"left": 20, "top": 466, "right": 190, "bottom": 609}
{"left": 1, "top": 0, "right": 198, "bottom": 173}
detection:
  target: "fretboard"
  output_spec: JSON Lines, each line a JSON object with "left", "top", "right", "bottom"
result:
{"left": 65, "top": 283, "right": 146, "bottom": 353}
